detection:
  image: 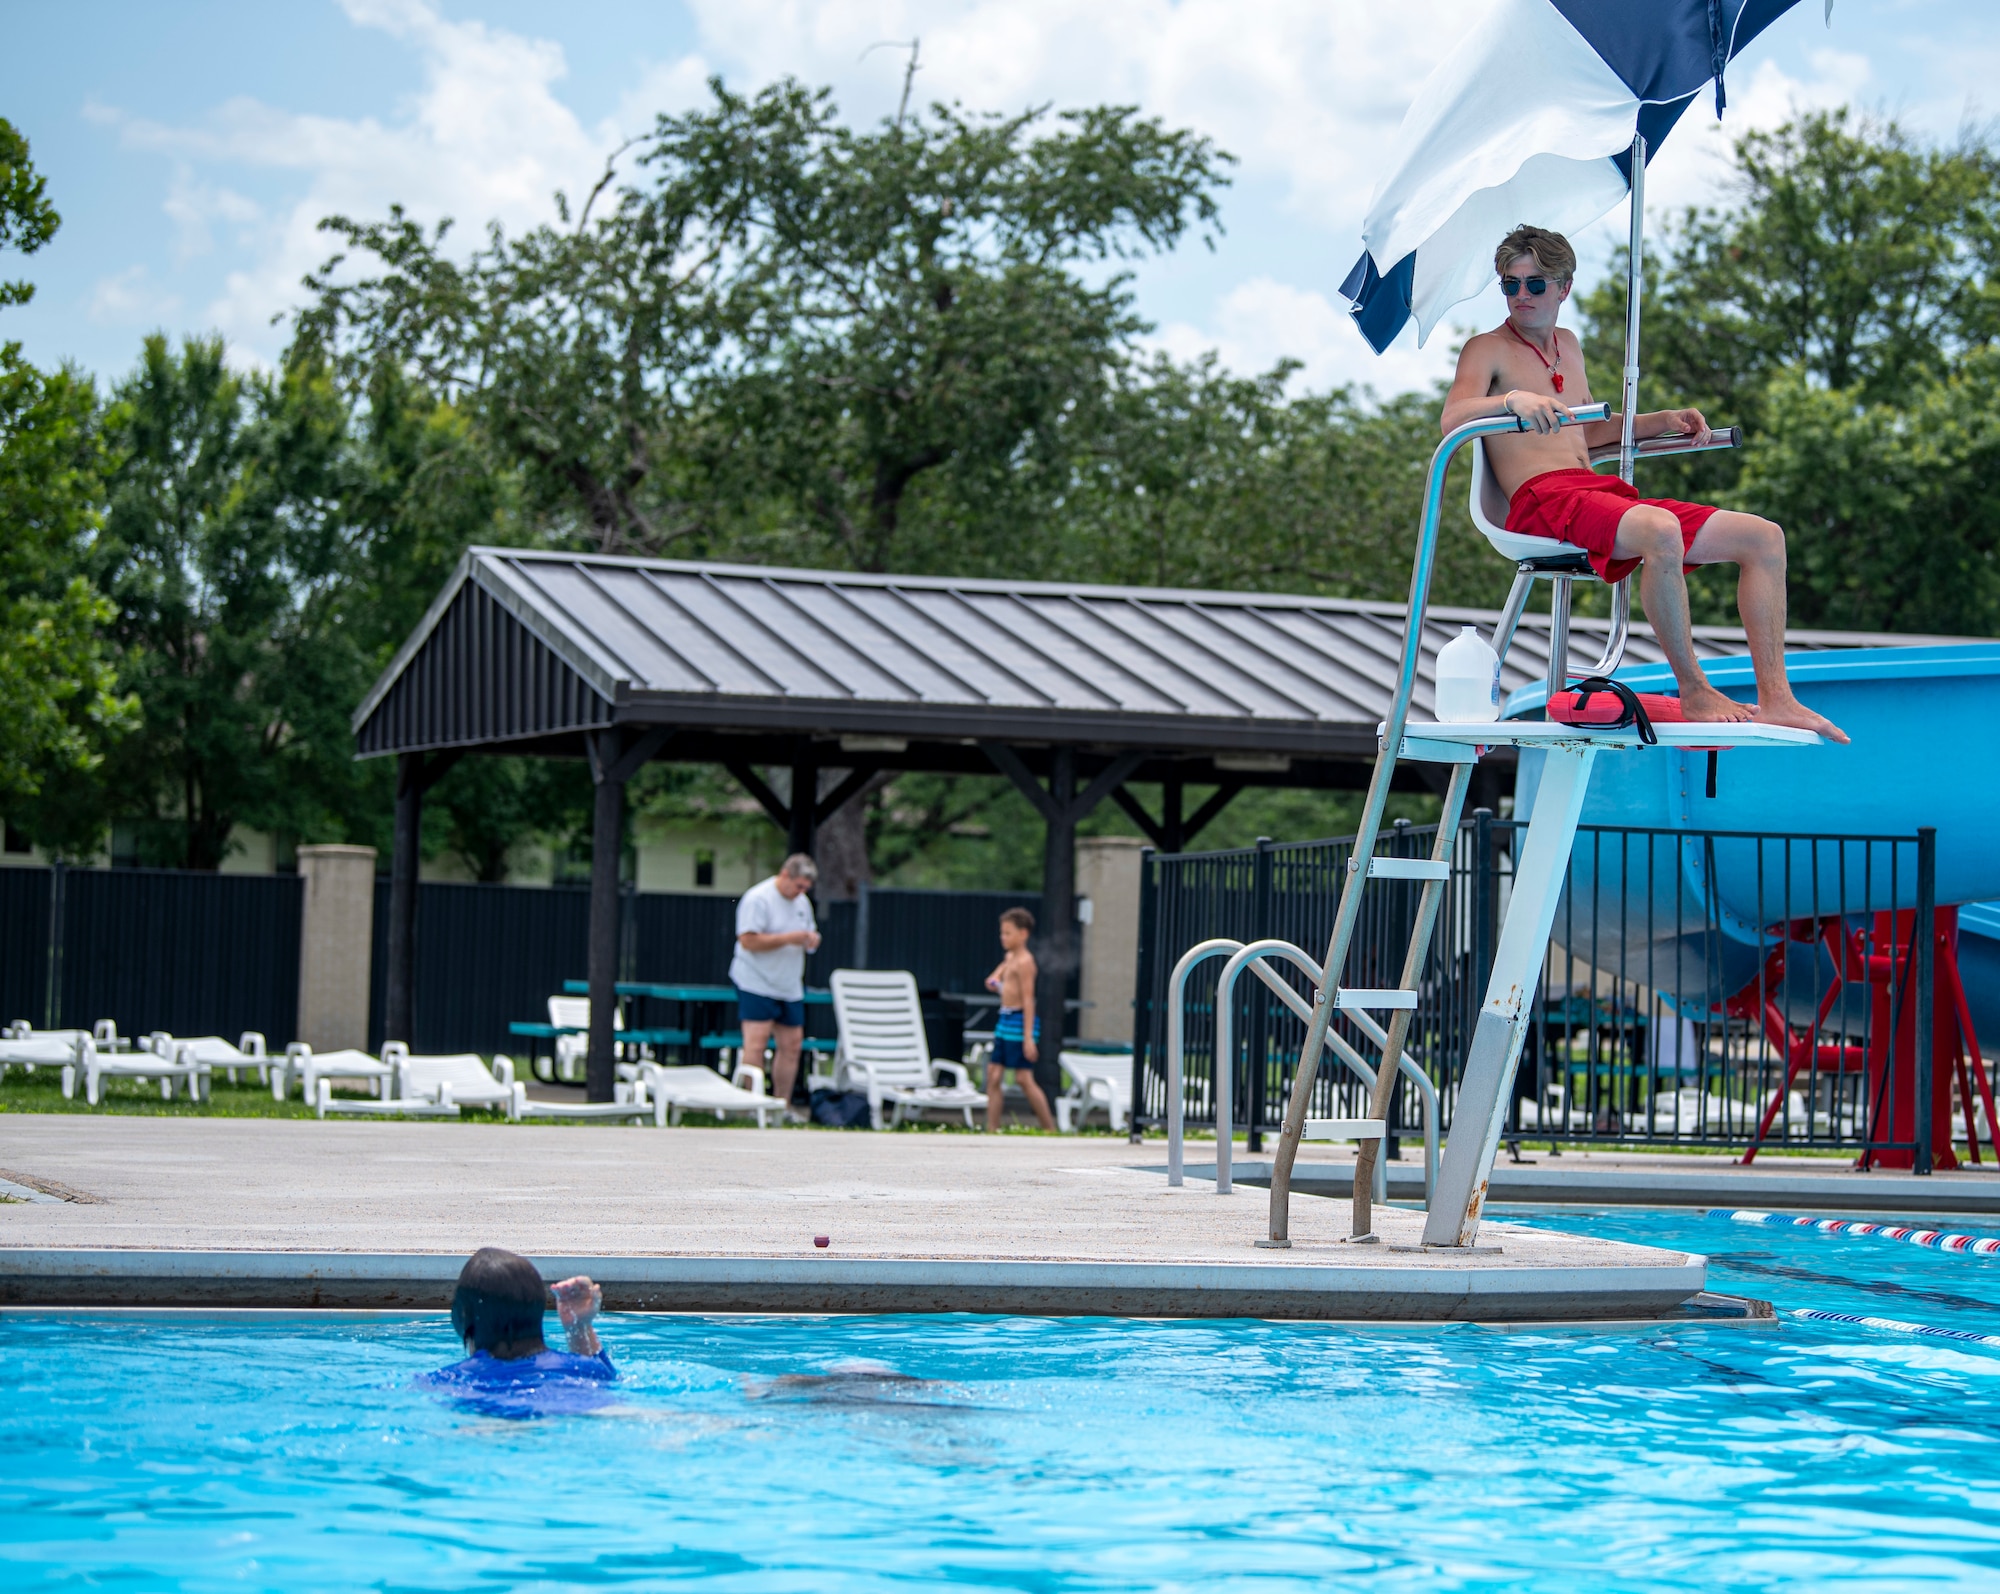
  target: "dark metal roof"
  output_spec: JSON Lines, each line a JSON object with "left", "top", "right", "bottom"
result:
{"left": 353, "top": 548, "right": 1962, "bottom": 761}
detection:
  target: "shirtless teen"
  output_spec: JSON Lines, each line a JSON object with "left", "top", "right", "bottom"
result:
{"left": 1440, "top": 224, "right": 1846, "bottom": 742}
{"left": 984, "top": 907, "right": 1056, "bottom": 1132}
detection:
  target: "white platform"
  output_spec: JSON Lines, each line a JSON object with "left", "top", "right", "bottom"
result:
{"left": 1385, "top": 718, "right": 1822, "bottom": 763}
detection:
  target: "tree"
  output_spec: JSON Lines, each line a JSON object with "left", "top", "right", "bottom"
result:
{"left": 0, "top": 118, "right": 131, "bottom": 848}
{"left": 90, "top": 337, "right": 379, "bottom": 867}
{"left": 1, "top": 116, "right": 58, "bottom": 309}
{"left": 1052, "top": 354, "right": 1508, "bottom": 607}
{"left": 670, "top": 80, "right": 1233, "bottom": 574}
{"left": 301, "top": 137, "right": 756, "bottom": 557}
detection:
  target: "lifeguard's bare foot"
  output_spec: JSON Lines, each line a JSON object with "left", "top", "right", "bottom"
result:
{"left": 1754, "top": 696, "right": 1849, "bottom": 744}
{"left": 1678, "top": 685, "right": 1755, "bottom": 725}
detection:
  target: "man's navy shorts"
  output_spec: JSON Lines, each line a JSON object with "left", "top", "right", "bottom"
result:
{"left": 737, "top": 991, "right": 805, "bottom": 1028}
{"left": 991, "top": 1037, "right": 1034, "bottom": 1073}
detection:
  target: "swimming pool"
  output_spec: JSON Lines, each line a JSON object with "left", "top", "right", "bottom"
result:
{"left": 6, "top": 1207, "right": 1999, "bottom": 1591}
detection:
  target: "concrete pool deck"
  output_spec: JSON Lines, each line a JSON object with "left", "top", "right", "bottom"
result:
{"left": 0, "top": 1117, "right": 1723, "bottom": 1321}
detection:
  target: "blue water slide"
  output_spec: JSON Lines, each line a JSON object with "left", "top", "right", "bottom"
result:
{"left": 1508, "top": 644, "right": 2000, "bottom": 1022}
{"left": 1959, "top": 901, "right": 2000, "bottom": 1051}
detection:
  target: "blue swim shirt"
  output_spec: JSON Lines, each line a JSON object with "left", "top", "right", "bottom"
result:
{"left": 419, "top": 1347, "right": 619, "bottom": 1420}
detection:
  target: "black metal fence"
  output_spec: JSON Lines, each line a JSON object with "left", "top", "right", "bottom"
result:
{"left": 365, "top": 881, "right": 1044, "bottom": 1057}
{"left": 2, "top": 863, "right": 1044, "bottom": 1062}
{"left": 1135, "top": 818, "right": 1944, "bottom": 1160}
{"left": 4, "top": 863, "right": 303, "bottom": 1043}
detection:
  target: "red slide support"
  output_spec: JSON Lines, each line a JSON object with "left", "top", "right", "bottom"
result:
{"left": 1727, "top": 907, "right": 1993, "bottom": 1168}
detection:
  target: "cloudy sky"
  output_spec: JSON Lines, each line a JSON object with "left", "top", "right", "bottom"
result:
{"left": 4, "top": 0, "right": 1994, "bottom": 397}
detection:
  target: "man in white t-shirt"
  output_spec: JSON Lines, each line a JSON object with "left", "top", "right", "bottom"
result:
{"left": 729, "top": 853, "right": 821, "bottom": 1108}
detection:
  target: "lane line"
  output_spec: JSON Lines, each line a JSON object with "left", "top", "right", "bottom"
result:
{"left": 1719, "top": 1208, "right": 2000, "bottom": 1257}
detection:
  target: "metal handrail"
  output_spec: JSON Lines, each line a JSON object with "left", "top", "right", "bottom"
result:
{"left": 1165, "top": 938, "right": 1244, "bottom": 1187}
{"left": 1167, "top": 935, "right": 1439, "bottom": 1203}
{"left": 1586, "top": 425, "right": 1741, "bottom": 468}
{"left": 1220, "top": 940, "right": 1439, "bottom": 1205}
{"left": 1264, "top": 400, "right": 1605, "bottom": 1245}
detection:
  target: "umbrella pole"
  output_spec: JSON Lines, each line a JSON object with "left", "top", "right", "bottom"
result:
{"left": 1618, "top": 131, "right": 1646, "bottom": 487}
{"left": 1567, "top": 133, "right": 1645, "bottom": 688}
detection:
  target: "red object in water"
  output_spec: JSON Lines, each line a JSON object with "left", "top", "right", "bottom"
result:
{"left": 813, "top": 1235, "right": 830, "bottom": 1248}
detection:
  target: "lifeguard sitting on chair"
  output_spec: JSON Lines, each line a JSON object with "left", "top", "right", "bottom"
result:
{"left": 1441, "top": 223, "right": 1846, "bottom": 743}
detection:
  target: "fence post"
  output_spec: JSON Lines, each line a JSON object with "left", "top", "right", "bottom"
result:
{"left": 854, "top": 881, "right": 871, "bottom": 970}
{"left": 44, "top": 858, "right": 66, "bottom": 1031}
{"left": 1130, "top": 848, "right": 1156, "bottom": 1144}
{"left": 1245, "top": 837, "right": 1273, "bottom": 1153}
{"left": 1915, "top": 826, "right": 1936, "bottom": 1176}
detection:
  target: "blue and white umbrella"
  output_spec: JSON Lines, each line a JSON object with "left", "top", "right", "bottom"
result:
{"left": 1341, "top": 0, "right": 1827, "bottom": 353}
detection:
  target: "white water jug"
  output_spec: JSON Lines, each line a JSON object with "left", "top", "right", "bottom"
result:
{"left": 1433, "top": 625, "right": 1500, "bottom": 722}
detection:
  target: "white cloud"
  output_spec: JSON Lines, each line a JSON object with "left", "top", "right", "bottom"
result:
{"left": 1151, "top": 275, "right": 1457, "bottom": 396}
{"left": 680, "top": 0, "right": 1482, "bottom": 226}
{"left": 89, "top": 0, "right": 629, "bottom": 363}
{"left": 89, "top": 265, "right": 180, "bottom": 327}
{"left": 80, "top": 0, "right": 1883, "bottom": 396}
{"left": 162, "top": 168, "right": 262, "bottom": 262}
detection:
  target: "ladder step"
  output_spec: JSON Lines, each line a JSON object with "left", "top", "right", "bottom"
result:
{"left": 1305, "top": 1118, "right": 1388, "bottom": 1141}
{"left": 1367, "top": 857, "right": 1450, "bottom": 880}
{"left": 1335, "top": 989, "right": 1418, "bottom": 1011}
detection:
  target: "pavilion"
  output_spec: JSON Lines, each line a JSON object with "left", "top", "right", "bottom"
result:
{"left": 351, "top": 549, "right": 1914, "bottom": 1099}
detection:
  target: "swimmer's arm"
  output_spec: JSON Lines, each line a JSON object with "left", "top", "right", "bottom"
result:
{"left": 1439, "top": 333, "right": 1563, "bottom": 434}
{"left": 552, "top": 1275, "right": 602, "bottom": 1357}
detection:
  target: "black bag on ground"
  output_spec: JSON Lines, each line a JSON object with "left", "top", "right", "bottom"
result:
{"left": 809, "top": 1088, "right": 873, "bottom": 1128}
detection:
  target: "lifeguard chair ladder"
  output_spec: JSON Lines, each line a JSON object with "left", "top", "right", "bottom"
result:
{"left": 1250, "top": 402, "right": 1822, "bottom": 1251}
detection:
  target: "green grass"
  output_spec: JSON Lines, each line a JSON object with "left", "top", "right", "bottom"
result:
{"left": 0, "top": 1065, "right": 1127, "bottom": 1134}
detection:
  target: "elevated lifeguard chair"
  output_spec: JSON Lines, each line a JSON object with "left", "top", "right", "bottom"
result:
{"left": 1158, "top": 115, "right": 1834, "bottom": 1256}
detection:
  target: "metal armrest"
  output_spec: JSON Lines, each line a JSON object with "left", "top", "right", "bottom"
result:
{"left": 1587, "top": 425, "right": 1740, "bottom": 468}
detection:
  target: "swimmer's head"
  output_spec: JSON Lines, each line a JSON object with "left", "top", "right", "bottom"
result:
{"left": 451, "top": 1247, "right": 548, "bottom": 1360}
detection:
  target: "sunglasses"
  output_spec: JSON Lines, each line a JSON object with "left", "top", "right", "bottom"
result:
{"left": 1499, "top": 275, "right": 1558, "bottom": 297}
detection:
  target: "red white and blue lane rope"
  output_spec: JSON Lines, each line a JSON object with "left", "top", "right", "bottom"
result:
{"left": 1718, "top": 1209, "right": 2000, "bottom": 1256}
{"left": 1790, "top": 1309, "right": 2000, "bottom": 1349}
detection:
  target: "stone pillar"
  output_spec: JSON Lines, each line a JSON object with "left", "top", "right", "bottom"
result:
{"left": 1076, "top": 836, "right": 1147, "bottom": 1047}
{"left": 297, "top": 845, "right": 378, "bottom": 1052}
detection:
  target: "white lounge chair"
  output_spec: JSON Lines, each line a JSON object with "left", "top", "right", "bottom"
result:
{"left": 275, "top": 1041, "right": 394, "bottom": 1102}
{"left": 641, "top": 1060, "right": 777, "bottom": 1127}
{"left": 1, "top": 1035, "right": 82, "bottom": 1081}
{"left": 1056, "top": 1050, "right": 1132, "bottom": 1134}
{"left": 392, "top": 1047, "right": 526, "bottom": 1118}
{"left": 314, "top": 1078, "right": 460, "bottom": 1119}
{"left": 62, "top": 1034, "right": 210, "bottom": 1105}
{"left": 489, "top": 1055, "right": 659, "bottom": 1123}
{"left": 3, "top": 1018, "right": 124, "bottom": 1075}
{"left": 829, "top": 969, "right": 986, "bottom": 1129}
{"left": 545, "top": 995, "right": 635, "bottom": 1084}
{"left": 145, "top": 1031, "right": 269, "bottom": 1086}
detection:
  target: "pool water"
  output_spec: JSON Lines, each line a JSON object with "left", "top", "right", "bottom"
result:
{"left": 7, "top": 1207, "right": 2000, "bottom": 1592}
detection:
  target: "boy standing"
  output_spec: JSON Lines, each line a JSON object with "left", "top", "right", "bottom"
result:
{"left": 984, "top": 907, "right": 1055, "bottom": 1132}
{"left": 1440, "top": 223, "right": 1844, "bottom": 742}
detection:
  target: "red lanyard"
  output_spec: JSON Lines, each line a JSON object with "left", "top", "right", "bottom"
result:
{"left": 1507, "top": 321, "right": 1564, "bottom": 393}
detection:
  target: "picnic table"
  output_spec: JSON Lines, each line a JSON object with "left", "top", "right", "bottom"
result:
{"left": 559, "top": 981, "right": 832, "bottom": 1062}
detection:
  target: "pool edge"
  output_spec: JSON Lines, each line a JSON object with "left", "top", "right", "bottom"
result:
{"left": 0, "top": 1247, "right": 1706, "bottom": 1323}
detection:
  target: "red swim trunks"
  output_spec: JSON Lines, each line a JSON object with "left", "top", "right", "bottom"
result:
{"left": 1505, "top": 468, "right": 1719, "bottom": 583}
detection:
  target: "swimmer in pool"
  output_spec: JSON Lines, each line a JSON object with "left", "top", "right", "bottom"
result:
{"left": 1441, "top": 223, "right": 1845, "bottom": 742}
{"left": 419, "top": 1247, "right": 617, "bottom": 1417}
